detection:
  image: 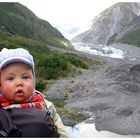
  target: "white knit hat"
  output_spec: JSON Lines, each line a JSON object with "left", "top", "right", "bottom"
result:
{"left": 0, "top": 48, "right": 35, "bottom": 79}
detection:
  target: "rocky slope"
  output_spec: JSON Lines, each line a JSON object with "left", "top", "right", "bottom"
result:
{"left": 46, "top": 43, "right": 140, "bottom": 135}
{"left": 72, "top": 2, "right": 140, "bottom": 47}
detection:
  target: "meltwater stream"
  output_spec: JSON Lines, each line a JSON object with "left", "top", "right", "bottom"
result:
{"left": 65, "top": 43, "right": 140, "bottom": 137}
{"left": 72, "top": 43, "right": 124, "bottom": 59}
{"left": 65, "top": 120, "right": 140, "bottom": 138}
{"left": 72, "top": 43, "right": 140, "bottom": 61}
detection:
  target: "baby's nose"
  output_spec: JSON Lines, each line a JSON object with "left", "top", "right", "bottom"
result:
{"left": 16, "top": 79, "right": 23, "bottom": 86}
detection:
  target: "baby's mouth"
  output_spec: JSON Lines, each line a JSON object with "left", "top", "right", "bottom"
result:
{"left": 16, "top": 90, "right": 24, "bottom": 96}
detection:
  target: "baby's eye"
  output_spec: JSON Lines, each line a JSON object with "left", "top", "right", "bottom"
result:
{"left": 7, "top": 77, "right": 14, "bottom": 80}
{"left": 22, "top": 75, "right": 30, "bottom": 79}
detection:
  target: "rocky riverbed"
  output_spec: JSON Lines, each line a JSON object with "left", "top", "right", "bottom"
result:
{"left": 46, "top": 43, "right": 140, "bottom": 135}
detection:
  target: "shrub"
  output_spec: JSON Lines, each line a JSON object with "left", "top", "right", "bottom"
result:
{"left": 35, "top": 80, "right": 47, "bottom": 92}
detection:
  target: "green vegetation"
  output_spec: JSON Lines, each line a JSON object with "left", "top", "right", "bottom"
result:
{"left": 35, "top": 51, "right": 96, "bottom": 92}
{"left": 36, "top": 52, "right": 92, "bottom": 80}
{"left": 57, "top": 107, "right": 87, "bottom": 126}
{"left": 0, "top": 2, "right": 74, "bottom": 49}
{"left": 118, "top": 24, "right": 140, "bottom": 47}
{"left": 47, "top": 98, "right": 66, "bottom": 108}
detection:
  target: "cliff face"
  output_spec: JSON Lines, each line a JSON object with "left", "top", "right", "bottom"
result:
{"left": 72, "top": 2, "right": 140, "bottom": 46}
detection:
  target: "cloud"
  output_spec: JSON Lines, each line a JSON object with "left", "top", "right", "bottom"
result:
{"left": 19, "top": 0, "right": 117, "bottom": 39}
{"left": 55, "top": 24, "right": 82, "bottom": 39}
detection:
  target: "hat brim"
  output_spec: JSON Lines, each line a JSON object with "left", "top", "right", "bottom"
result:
{"left": 0, "top": 57, "right": 33, "bottom": 70}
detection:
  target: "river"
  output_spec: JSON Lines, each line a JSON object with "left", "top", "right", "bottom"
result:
{"left": 66, "top": 119, "right": 140, "bottom": 138}
{"left": 72, "top": 43, "right": 124, "bottom": 59}
{"left": 72, "top": 43, "right": 140, "bottom": 61}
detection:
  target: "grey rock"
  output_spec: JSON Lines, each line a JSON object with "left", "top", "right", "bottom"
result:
{"left": 72, "top": 2, "right": 140, "bottom": 46}
{"left": 46, "top": 44, "right": 140, "bottom": 135}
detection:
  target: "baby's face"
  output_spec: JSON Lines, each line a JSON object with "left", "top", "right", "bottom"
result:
{"left": 0, "top": 62, "right": 34, "bottom": 103}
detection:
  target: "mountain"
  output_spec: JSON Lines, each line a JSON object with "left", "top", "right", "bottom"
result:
{"left": 0, "top": 2, "right": 73, "bottom": 49}
{"left": 72, "top": 2, "right": 140, "bottom": 47}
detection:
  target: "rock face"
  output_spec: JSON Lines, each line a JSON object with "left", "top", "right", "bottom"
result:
{"left": 72, "top": 2, "right": 140, "bottom": 46}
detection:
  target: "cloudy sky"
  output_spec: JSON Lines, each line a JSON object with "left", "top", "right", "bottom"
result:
{"left": 0, "top": 0, "right": 137, "bottom": 39}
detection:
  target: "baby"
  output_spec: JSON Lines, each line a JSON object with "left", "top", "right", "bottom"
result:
{"left": 0, "top": 48, "right": 69, "bottom": 137}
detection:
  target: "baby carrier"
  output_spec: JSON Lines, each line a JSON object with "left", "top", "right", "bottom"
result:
{"left": 0, "top": 107, "right": 60, "bottom": 137}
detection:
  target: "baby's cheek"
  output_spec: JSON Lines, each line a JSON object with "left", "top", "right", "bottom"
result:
{"left": 27, "top": 84, "right": 34, "bottom": 94}
{"left": 28, "top": 83, "right": 34, "bottom": 90}
{"left": 2, "top": 88, "right": 12, "bottom": 98}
